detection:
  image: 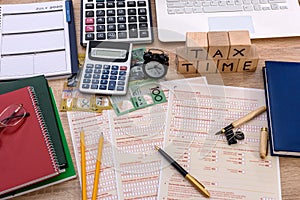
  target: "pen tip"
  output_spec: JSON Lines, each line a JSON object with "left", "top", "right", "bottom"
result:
{"left": 154, "top": 145, "right": 160, "bottom": 150}
{"left": 215, "top": 128, "right": 225, "bottom": 135}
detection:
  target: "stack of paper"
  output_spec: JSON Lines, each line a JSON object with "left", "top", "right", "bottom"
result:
{"left": 67, "top": 77, "right": 281, "bottom": 199}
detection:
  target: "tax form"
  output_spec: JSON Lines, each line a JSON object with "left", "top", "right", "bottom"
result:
{"left": 67, "top": 77, "right": 280, "bottom": 200}
{"left": 158, "top": 83, "right": 281, "bottom": 199}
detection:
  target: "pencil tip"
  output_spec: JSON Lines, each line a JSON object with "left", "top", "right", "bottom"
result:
{"left": 154, "top": 145, "right": 160, "bottom": 150}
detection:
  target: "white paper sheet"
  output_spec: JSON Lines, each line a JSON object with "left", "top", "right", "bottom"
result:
{"left": 158, "top": 84, "right": 281, "bottom": 200}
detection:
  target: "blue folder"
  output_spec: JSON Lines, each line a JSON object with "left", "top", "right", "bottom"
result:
{"left": 263, "top": 61, "right": 300, "bottom": 157}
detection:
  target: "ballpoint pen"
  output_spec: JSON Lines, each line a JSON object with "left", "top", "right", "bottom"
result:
{"left": 155, "top": 145, "right": 210, "bottom": 198}
{"left": 215, "top": 106, "right": 266, "bottom": 135}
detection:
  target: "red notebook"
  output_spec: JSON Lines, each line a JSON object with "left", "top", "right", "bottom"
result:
{"left": 0, "top": 86, "right": 59, "bottom": 195}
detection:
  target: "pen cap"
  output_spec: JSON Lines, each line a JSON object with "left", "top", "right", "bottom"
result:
{"left": 260, "top": 127, "right": 268, "bottom": 159}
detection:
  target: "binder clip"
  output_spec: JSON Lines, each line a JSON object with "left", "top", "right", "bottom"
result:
{"left": 224, "top": 129, "right": 245, "bottom": 145}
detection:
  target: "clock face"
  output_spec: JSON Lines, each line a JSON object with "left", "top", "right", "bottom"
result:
{"left": 143, "top": 61, "right": 167, "bottom": 79}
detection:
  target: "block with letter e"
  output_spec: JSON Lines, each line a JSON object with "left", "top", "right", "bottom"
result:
{"left": 237, "top": 45, "right": 259, "bottom": 72}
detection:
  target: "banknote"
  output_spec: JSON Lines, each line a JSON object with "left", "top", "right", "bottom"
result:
{"left": 110, "top": 79, "right": 167, "bottom": 116}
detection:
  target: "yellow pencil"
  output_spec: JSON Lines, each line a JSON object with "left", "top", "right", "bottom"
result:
{"left": 80, "top": 130, "right": 87, "bottom": 200}
{"left": 92, "top": 133, "right": 104, "bottom": 200}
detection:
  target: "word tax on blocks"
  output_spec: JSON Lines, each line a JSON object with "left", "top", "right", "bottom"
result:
{"left": 176, "top": 31, "right": 259, "bottom": 74}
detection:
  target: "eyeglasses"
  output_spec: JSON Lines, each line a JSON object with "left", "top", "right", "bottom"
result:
{"left": 0, "top": 104, "right": 30, "bottom": 128}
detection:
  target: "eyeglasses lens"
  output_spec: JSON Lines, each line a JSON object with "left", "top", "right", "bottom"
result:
{"left": 0, "top": 104, "right": 26, "bottom": 127}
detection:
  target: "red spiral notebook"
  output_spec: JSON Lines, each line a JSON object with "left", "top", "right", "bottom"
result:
{"left": 0, "top": 86, "right": 60, "bottom": 195}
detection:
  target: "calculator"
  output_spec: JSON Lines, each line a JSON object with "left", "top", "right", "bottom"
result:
{"left": 80, "top": 0, "right": 153, "bottom": 46}
{"left": 79, "top": 41, "right": 132, "bottom": 95}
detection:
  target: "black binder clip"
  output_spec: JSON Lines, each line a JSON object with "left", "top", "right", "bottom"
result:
{"left": 224, "top": 129, "right": 245, "bottom": 145}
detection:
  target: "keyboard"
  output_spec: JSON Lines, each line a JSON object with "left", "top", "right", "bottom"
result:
{"left": 166, "top": 0, "right": 289, "bottom": 14}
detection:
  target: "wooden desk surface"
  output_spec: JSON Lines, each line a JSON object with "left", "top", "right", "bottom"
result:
{"left": 3, "top": 0, "right": 300, "bottom": 199}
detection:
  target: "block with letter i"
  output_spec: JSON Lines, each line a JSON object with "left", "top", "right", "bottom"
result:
{"left": 228, "top": 30, "right": 251, "bottom": 59}
{"left": 237, "top": 45, "right": 259, "bottom": 72}
{"left": 198, "top": 60, "right": 218, "bottom": 74}
{"left": 186, "top": 32, "right": 208, "bottom": 60}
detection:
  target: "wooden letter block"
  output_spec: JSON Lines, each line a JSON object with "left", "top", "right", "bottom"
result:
{"left": 228, "top": 30, "right": 251, "bottom": 59}
{"left": 186, "top": 32, "right": 208, "bottom": 60}
{"left": 176, "top": 55, "right": 197, "bottom": 74}
{"left": 198, "top": 60, "right": 218, "bottom": 74}
{"left": 176, "top": 46, "right": 194, "bottom": 63}
{"left": 217, "top": 59, "right": 239, "bottom": 72}
{"left": 207, "top": 31, "right": 230, "bottom": 60}
{"left": 237, "top": 45, "right": 259, "bottom": 72}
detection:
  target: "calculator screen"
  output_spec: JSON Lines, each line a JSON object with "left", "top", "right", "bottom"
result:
{"left": 91, "top": 48, "right": 126, "bottom": 59}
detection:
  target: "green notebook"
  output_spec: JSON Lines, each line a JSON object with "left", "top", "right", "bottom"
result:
{"left": 0, "top": 88, "right": 76, "bottom": 199}
{"left": 0, "top": 75, "right": 67, "bottom": 169}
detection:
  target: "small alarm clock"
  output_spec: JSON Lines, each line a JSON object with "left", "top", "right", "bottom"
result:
{"left": 143, "top": 49, "right": 169, "bottom": 79}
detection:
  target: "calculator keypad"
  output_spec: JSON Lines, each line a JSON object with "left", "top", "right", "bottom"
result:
{"left": 81, "top": 0, "right": 152, "bottom": 46}
{"left": 81, "top": 64, "right": 129, "bottom": 93}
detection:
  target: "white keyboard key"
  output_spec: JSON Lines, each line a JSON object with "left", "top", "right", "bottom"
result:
{"left": 219, "top": 1, "right": 227, "bottom": 6}
{"left": 244, "top": 5, "right": 254, "bottom": 10}
{"left": 194, "top": 1, "right": 202, "bottom": 6}
{"left": 203, "top": 5, "right": 243, "bottom": 12}
{"left": 186, "top": 1, "right": 194, "bottom": 6}
{"left": 211, "top": 1, "right": 218, "bottom": 6}
{"left": 253, "top": 4, "right": 262, "bottom": 10}
{"left": 193, "top": 7, "right": 203, "bottom": 12}
{"left": 168, "top": 8, "right": 176, "bottom": 14}
{"left": 268, "top": 0, "right": 286, "bottom": 3}
{"left": 280, "top": 5, "right": 288, "bottom": 9}
{"left": 167, "top": 2, "right": 186, "bottom": 8}
{"left": 243, "top": 0, "right": 251, "bottom": 5}
{"left": 202, "top": 2, "right": 211, "bottom": 6}
{"left": 271, "top": 3, "right": 279, "bottom": 9}
{"left": 176, "top": 7, "right": 185, "bottom": 13}
{"left": 234, "top": 0, "right": 243, "bottom": 5}
{"left": 185, "top": 7, "right": 193, "bottom": 13}
{"left": 259, "top": 0, "right": 268, "bottom": 3}
{"left": 262, "top": 6, "right": 271, "bottom": 10}
{"left": 227, "top": 0, "right": 235, "bottom": 5}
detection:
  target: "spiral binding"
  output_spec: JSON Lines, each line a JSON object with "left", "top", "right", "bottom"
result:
{"left": 27, "top": 86, "right": 60, "bottom": 173}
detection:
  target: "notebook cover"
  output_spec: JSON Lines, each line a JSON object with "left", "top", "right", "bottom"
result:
{"left": 0, "top": 88, "right": 76, "bottom": 199}
{"left": 0, "top": 87, "right": 60, "bottom": 195}
{"left": 263, "top": 61, "right": 300, "bottom": 156}
{"left": 0, "top": 75, "right": 67, "bottom": 168}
